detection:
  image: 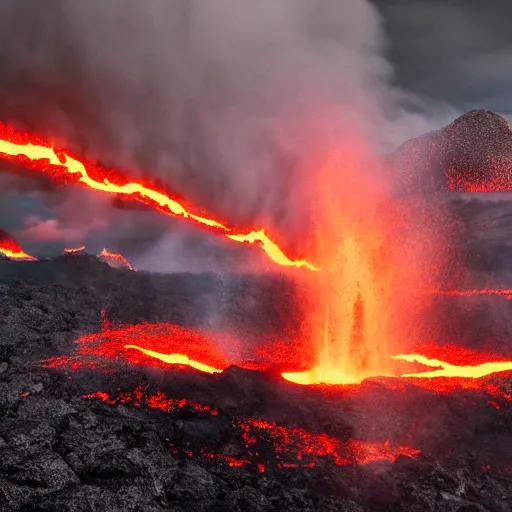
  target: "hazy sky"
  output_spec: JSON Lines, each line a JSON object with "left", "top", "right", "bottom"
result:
{"left": 376, "top": 0, "right": 512, "bottom": 113}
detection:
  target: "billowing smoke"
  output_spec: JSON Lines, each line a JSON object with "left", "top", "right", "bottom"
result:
{"left": 0, "top": 0, "right": 456, "bottom": 268}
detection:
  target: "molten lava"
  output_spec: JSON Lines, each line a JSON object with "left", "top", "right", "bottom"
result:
{"left": 395, "top": 353, "right": 512, "bottom": 379}
{"left": 83, "top": 386, "right": 421, "bottom": 470}
{"left": 0, "top": 229, "right": 37, "bottom": 261}
{"left": 0, "top": 122, "right": 316, "bottom": 271}
{"left": 99, "top": 248, "right": 134, "bottom": 270}
{"left": 64, "top": 245, "right": 86, "bottom": 254}
{"left": 436, "top": 288, "right": 512, "bottom": 300}
{"left": 43, "top": 322, "right": 240, "bottom": 374}
{"left": 124, "top": 345, "right": 222, "bottom": 374}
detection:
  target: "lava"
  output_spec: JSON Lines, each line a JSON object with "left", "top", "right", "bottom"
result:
{"left": 83, "top": 386, "right": 421, "bottom": 470}
{"left": 290, "top": 150, "right": 442, "bottom": 386}
{"left": 124, "top": 345, "right": 223, "bottom": 374}
{"left": 64, "top": 245, "right": 86, "bottom": 254}
{"left": 436, "top": 288, "right": 512, "bottom": 300}
{"left": 42, "top": 322, "right": 239, "bottom": 374}
{"left": 99, "top": 248, "right": 134, "bottom": 270}
{"left": 394, "top": 353, "right": 512, "bottom": 379}
{"left": 83, "top": 387, "right": 219, "bottom": 416}
{"left": 0, "top": 229, "right": 37, "bottom": 261}
{"left": 0, "top": 122, "right": 316, "bottom": 271}
{"left": 43, "top": 319, "right": 512, "bottom": 407}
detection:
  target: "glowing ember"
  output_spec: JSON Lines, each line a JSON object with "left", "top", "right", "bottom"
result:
{"left": 0, "top": 122, "right": 316, "bottom": 271}
{"left": 64, "top": 245, "right": 86, "bottom": 254}
{"left": 99, "top": 248, "right": 134, "bottom": 270}
{"left": 44, "top": 319, "right": 512, "bottom": 396}
{"left": 84, "top": 386, "right": 420, "bottom": 470}
{"left": 83, "top": 386, "right": 218, "bottom": 416}
{"left": 0, "top": 229, "right": 37, "bottom": 261}
{"left": 124, "top": 345, "right": 223, "bottom": 374}
{"left": 42, "top": 322, "right": 239, "bottom": 375}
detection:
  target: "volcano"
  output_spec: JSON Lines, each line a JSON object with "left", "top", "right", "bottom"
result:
{"left": 388, "top": 109, "right": 512, "bottom": 193}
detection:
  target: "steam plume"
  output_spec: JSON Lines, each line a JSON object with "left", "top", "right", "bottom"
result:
{"left": 0, "top": 0, "right": 456, "bottom": 266}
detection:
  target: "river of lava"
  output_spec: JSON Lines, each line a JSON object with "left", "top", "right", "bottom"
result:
{"left": 0, "top": 122, "right": 316, "bottom": 271}
{"left": 83, "top": 386, "right": 420, "bottom": 471}
{"left": 42, "top": 322, "right": 254, "bottom": 374}
{"left": 392, "top": 343, "right": 512, "bottom": 407}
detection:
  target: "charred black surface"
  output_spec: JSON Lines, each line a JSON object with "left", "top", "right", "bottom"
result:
{"left": 0, "top": 255, "right": 511, "bottom": 511}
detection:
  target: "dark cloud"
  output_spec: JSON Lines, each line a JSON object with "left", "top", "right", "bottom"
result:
{"left": 374, "top": 0, "right": 512, "bottom": 112}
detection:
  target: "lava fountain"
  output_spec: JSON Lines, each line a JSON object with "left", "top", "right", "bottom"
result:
{"left": 283, "top": 142, "right": 454, "bottom": 386}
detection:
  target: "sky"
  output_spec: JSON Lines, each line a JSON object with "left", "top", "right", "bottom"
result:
{"left": 0, "top": 0, "right": 511, "bottom": 264}
{"left": 376, "top": 0, "right": 512, "bottom": 115}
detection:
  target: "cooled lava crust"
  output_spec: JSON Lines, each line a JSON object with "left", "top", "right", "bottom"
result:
{"left": 0, "top": 251, "right": 512, "bottom": 511}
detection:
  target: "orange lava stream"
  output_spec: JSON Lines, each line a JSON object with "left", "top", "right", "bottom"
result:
{"left": 393, "top": 353, "right": 512, "bottom": 379}
{"left": 436, "top": 288, "right": 512, "bottom": 300}
{"left": 99, "top": 248, "right": 134, "bottom": 270}
{"left": 0, "top": 231, "right": 37, "bottom": 261}
{"left": 0, "top": 247, "right": 37, "bottom": 261}
{"left": 64, "top": 245, "right": 86, "bottom": 254}
{"left": 124, "top": 344, "right": 222, "bottom": 374}
{"left": 0, "top": 124, "right": 316, "bottom": 271}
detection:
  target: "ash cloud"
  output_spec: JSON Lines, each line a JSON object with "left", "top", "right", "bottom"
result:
{"left": 0, "top": 0, "right": 456, "bottom": 268}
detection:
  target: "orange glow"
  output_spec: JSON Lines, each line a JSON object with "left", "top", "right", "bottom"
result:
{"left": 436, "top": 288, "right": 512, "bottom": 300}
{"left": 394, "top": 353, "right": 512, "bottom": 379}
{"left": 84, "top": 386, "right": 421, "bottom": 470}
{"left": 226, "top": 230, "right": 318, "bottom": 271}
{"left": 64, "top": 245, "right": 86, "bottom": 254}
{"left": 43, "top": 321, "right": 512, "bottom": 411}
{"left": 124, "top": 344, "right": 223, "bottom": 374}
{"left": 99, "top": 248, "right": 134, "bottom": 270}
{"left": 0, "top": 229, "right": 37, "bottom": 261}
{"left": 0, "top": 123, "right": 316, "bottom": 271}
{"left": 288, "top": 148, "right": 424, "bottom": 386}
{"left": 42, "top": 322, "right": 240, "bottom": 375}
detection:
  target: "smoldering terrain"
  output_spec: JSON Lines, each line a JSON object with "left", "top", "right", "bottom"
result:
{"left": 0, "top": 197, "right": 512, "bottom": 512}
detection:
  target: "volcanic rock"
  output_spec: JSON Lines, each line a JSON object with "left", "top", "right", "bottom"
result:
{"left": 0, "top": 256, "right": 512, "bottom": 511}
{"left": 387, "top": 109, "right": 512, "bottom": 193}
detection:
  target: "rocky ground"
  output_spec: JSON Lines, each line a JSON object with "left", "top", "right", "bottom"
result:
{"left": 0, "top": 241, "right": 512, "bottom": 511}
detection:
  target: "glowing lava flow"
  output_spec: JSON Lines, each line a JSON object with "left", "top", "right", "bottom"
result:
{"left": 0, "top": 229, "right": 37, "bottom": 261}
{"left": 436, "top": 288, "right": 512, "bottom": 300}
{"left": 394, "top": 353, "right": 512, "bottom": 379}
{"left": 64, "top": 245, "right": 86, "bottom": 254}
{"left": 124, "top": 345, "right": 222, "bottom": 374}
{"left": 99, "top": 248, "right": 134, "bottom": 270}
{"left": 0, "top": 123, "right": 316, "bottom": 271}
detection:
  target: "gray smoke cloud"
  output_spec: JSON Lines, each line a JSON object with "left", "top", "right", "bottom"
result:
{"left": 0, "top": 0, "right": 456, "bottom": 270}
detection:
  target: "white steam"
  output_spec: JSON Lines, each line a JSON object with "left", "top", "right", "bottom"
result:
{"left": 0, "top": 0, "right": 456, "bottom": 269}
